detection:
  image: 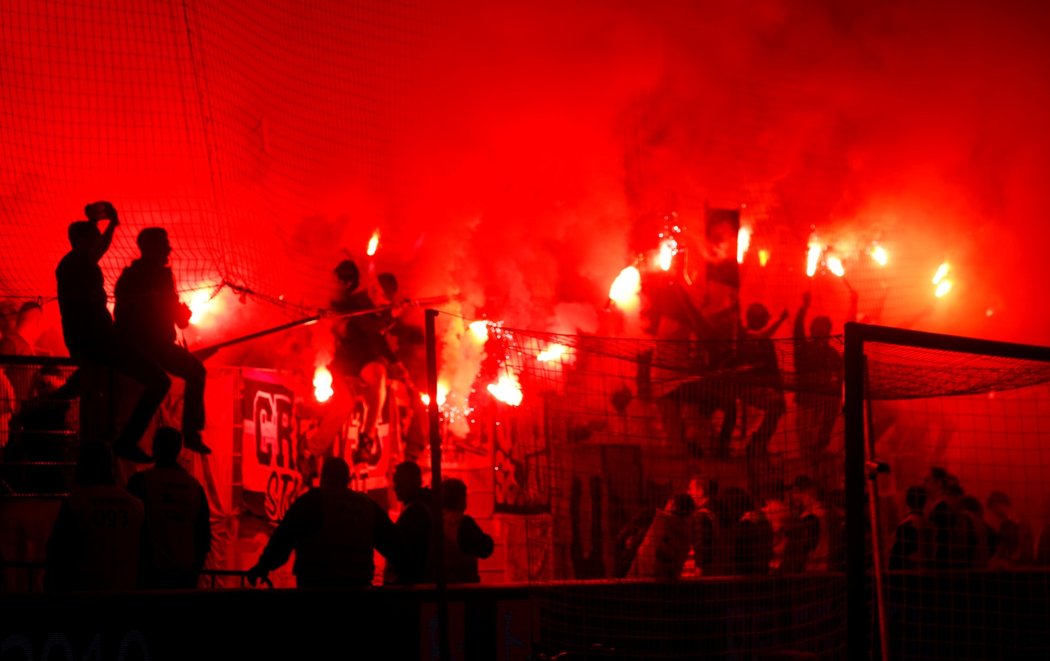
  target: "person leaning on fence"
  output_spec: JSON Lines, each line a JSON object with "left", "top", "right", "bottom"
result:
{"left": 441, "top": 478, "right": 494, "bottom": 584}
{"left": 247, "top": 456, "right": 397, "bottom": 588}
{"left": 45, "top": 441, "right": 144, "bottom": 592}
{"left": 127, "top": 426, "right": 211, "bottom": 589}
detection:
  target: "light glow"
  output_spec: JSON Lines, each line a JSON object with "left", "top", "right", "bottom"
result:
{"left": 935, "top": 280, "right": 953, "bottom": 298}
{"left": 932, "top": 261, "right": 951, "bottom": 285}
{"left": 188, "top": 290, "right": 213, "bottom": 325}
{"left": 658, "top": 238, "right": 677, "bottom": 271}
{"left": 806, "top": 241, "right": 823, "bottom": 278}
{"left": 758, "top": 249, "right": 770, "bottom": 267}
{"left": 609, "top": 266, "right": 641, "bottom": 307}
{"left": 313, "top": 365, "right": 334, "bottom": 403}
{"left": 366, "top": 229, "right": 380, "bottom": 256}
{"left": 737, "top": 226, "right": 751, "bottom": 264}
{"left": 420, "top": 380, "right": 449, "bottom": 407}
{"left": 826, "top": 255, "right": 845, "bottom": 277}
{"left": 487, "top": 372, "right": 523, "bottom": 406}
{"left": 870, "top": 244, "right": 889, "bottom": 266}
{"left": 468, "top": 320, "right": 490, "bottom": 343}
{"left": 537, "top": 343, "right": 567, "bottom": 362}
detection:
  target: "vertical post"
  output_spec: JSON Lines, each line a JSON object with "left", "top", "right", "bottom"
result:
{"left": 425, "top": 309, "right": 450, "bottom": 661}
{"left": 844, "top": 322, "right": 869, "bottom": 659}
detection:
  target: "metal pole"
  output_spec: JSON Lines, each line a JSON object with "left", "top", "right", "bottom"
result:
{"left": 844, "top": 322, "right": 869, "bottom": 659}
{"left": 425, "top": 309, "right": 450, "bottom": 661}
{"left": 864, "top": 361, "right": 890, "bottom": 661}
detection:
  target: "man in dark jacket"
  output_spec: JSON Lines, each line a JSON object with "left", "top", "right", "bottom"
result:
{"left": 114, "top": 227, "right": 209, "bottom": 454}
{"left": 127, "top": 426, "right": 211, "bottom": 589}
{"left": 247, "top": 457, "right": 397, "bottom": 588}
{"left": 383, "top": 461, "right": 433, "bottom": 585}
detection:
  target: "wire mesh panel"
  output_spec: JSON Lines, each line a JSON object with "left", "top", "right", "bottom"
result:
{"left": 468, "top": 324, "right": 849, "bottom": 658}
{"left": 848, "top": 326, "right": 1050, "bottom": 660}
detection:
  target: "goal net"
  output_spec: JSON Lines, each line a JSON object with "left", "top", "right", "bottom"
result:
{"left": 845, "top": 323, "right": 1050, "bottom": 660}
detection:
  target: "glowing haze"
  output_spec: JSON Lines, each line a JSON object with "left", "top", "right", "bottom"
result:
{"left": 2, "top": 0, "right": 1050, "bottom": 357}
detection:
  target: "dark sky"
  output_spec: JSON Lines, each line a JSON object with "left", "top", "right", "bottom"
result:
{"left": 3, "top": 0, "right": 1050, "bottom": 357}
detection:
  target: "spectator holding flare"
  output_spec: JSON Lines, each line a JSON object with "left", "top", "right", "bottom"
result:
{"left": 56, "top": 202, "right": 168, "bottom": 463}
{"left": 127, "top": 426, "right": 211, "bottom": 589}
{"left": 330, "top": 271, "right": 407, "bottom": 461}
{"left": 114, "top": 227, "right": 209, "bottom": 454}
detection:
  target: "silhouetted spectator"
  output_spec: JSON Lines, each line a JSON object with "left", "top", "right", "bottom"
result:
{"left": 0, "top": 301, "right": 42, "bottom": 357}
{"left": 1035, "top": 497, "right": 1050, "bottom": 566}
{"left": 889, "top": 486, "right": 926, "bottom": 570}
{"left": 734, "top": 490, "right": 774, "bottom": 575}
{"left": 922, "top": 467, "right": 969, "bottom": 569}
{"left": 332, "top": 271, "right": 404, "bottom": 455}
{"left": 793, "top": 292, "right": 844, "bottom": 455}
{"left": 987, "top": 490, "right": 1034, "bottom": 569}
{"left": 441, "top": 478, "right": 494, "bottom": 583}
{"left": 790, "top": 476, "right": 837, "bottom": 572}
{"left": 736, "top": 303, "right": 788, "bottom": 456}
{"left": 45, "top": 441, "right": 144, "bottom": 592}
{"left": 56, "top": 202, "right": 166, "bottom": 463}
{"left": 958, "top": 495, "right": 992, "bottom": 569}
{"left": 114, "top": 228, "right": 209, "bottom": 455}
{"left": 625, "top": 493, "right": 695, "bottom": 580}
{"left": 127, "top": 427, "right": 211, "bottom": 589}
{"left": 247, "top": 457, "right": 396, "bottom": 588}
{"left": 688, "top": 477, "right": 721, "bottom": 576}
{"left": 383, "top": 461, "right": 433, "bottom": 585}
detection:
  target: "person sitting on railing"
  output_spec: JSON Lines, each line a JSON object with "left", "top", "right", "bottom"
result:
{"left": 246, "top": 456, "right": 397, "bottom": 588}
{"left": 329, "top": 269, "right": 410, "bottom": 465}
{"left": 114, "top": 227, "right": 209, "bottom": 455}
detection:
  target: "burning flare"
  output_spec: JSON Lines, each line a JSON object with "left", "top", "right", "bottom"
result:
{"left": 658, "top": 238, "right": 677, "bottom": 271}
{"left": 870, "top": 244, "right": 889, "bottom": 266}
{"left": 537, "top": 343, "right": 567, "bottom": 362}
{"left": 188, "top": 290, "right": 213, "bottom": 325}
{"left": 758, "top": 249, "right": 770, "bottom": 267}
{"left": 487, "top": 371, "right": 523, "bottom": 406}
{"left": 826, "top": 255, "right": 845, "bottom": 278}
{"left": 932, "top": 261, "right": 953, "bottom": 298}
{"left": 468, "top": 320, "right": 490, "bottom": 343}
{"left": 313, "top": 365, "right": 334, "bottom": 403}
{"left": 366, "top": 229, "right": 380, "bottom": 257}
{"left": 806, "top": 241, "right": 823, "bottom": 278}
{"left": 420, "top": 380, "right": 449, "bottom": 407}
{"left": 737, "top": 226, "right": 751, "bottom": 265}
{"left": 609, "top": 266, "right": 641, "bottom": 307}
